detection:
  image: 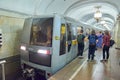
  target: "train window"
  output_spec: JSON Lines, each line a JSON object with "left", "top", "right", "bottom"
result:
{"left": 61, "top": 24, "right": 66, "bottom": 34}
{"left": 30, "top": 18, "right": 53, "bottom": 47}
{"left": 67, "top": 23, "right": 72, "bottom": 52}
{"left": 59, "top": 24, "right": 66, "bottom": 55}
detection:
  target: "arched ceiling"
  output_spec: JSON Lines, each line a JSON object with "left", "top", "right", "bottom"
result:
{"left": 65, "top": 1, "right": 119, "bottom": 31}
{"left": 0, "top": 0, "right": 120, "bottom": 31}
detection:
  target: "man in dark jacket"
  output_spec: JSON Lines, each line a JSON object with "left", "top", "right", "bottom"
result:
{"left": 77, "top": 30, "right": 85, "bottom": 58}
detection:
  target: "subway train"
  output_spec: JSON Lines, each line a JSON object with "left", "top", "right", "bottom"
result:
{"left": 20, "top": 14, "right": 88, "bottom": 79}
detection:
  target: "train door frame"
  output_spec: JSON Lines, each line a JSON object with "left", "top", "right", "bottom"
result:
{"left": 66, "top": 22, "right": 73, "bottom": 63}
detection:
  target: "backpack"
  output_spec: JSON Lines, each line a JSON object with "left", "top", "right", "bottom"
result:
{"left": 77, "top": 34, "right": 83, "bottom": 44}
{"left": 89, "top": 35, "right": 96, "bottom": 45}
{"left": 110, "top": 39, "right": 115, "bottom": 47}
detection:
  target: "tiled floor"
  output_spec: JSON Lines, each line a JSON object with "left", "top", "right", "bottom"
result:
{"left": 49, "top": 47, "right": 120, "bottom": 80}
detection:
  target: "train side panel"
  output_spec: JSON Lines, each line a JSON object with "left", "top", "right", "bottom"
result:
{"left": 51, "top": 15, "right": 68, "bottom": 73}
{"left": 20, "top": 18, "right": 32, "bottom": 61}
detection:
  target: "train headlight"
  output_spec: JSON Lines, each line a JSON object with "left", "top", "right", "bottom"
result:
{"left": 20, "top": 45, "right": 26, "bottom": 51}
{"left": 37, "top": 49, "right": 50, "bottom": 55}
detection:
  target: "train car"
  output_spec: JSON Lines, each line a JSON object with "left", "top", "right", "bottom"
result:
{"left": 20, "top": 14, "right": 84, "bottom": 79}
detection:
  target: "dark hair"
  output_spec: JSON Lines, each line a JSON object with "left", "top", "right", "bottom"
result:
{"left": 81, "top": 30, "right": 83, "bottom": 33}
{"left": 99, "top": 31, "right": 102, "bottom": 33}
{"left": 91, "top": 30, "right": 95, "bottom": 35}
{"left": 104, "top": 30, "right": 109, "bottom": 35}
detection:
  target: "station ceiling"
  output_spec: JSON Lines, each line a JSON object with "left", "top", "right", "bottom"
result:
{"left": 0, "top": 0, "right": 120, "bottom": 30}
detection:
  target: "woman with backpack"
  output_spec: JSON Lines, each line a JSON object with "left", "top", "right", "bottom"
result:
{"left": 87, "top": 30, "right": 98, "bottom": 61}
{"left": 101, "top": 30, "right": 111, "bottom": 62}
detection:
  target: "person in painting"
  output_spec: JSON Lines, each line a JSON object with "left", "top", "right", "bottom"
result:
{"left": 34, "top": 18, "right": 53, "bottom": 46}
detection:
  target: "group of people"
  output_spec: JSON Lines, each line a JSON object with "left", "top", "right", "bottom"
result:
{"left": 77, "top": 29, "right": 111, "bottom": 62}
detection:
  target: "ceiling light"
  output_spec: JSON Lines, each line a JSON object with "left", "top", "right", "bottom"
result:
{"left": 103, "top": 24, "right": 111, "bottom": 30}
{"left": 94, "top": 6, "right": 102, "bottom": 22}
{"left": 100, "top": 20, "right": 106, "bottom": 24}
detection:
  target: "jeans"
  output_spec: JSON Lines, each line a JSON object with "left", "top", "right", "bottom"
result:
{"left": 88, "top": 45, "right": 96, "bottom": 60}
{"left": 103, "top": 45, "right": 110, "bottom": 60}
{"left": 78, "top": 43, "right": 84, "bottom": 56}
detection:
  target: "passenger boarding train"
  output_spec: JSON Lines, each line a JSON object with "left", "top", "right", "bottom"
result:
{"left": 20, "top": 14, "right": 88, "bottom": 79}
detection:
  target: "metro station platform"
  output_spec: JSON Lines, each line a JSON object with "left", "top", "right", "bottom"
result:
{"left": 49, "top": 46, "right": 120, "bottom": 80}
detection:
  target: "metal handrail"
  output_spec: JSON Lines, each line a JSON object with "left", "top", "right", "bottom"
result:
{"left": 0, "top": 60, "right": 6, "bottom": 80}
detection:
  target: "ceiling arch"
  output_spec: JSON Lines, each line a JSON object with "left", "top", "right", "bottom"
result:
{"left": 81, "top": 13, "right": 115, "bottom": 22}
{"left": 0, "top": 0, "right": 120, "bottom": 30}
{"left": 65, "top": 1, "right": 119, "bottom": 30}
{"left": 65, "top": 0, "right": 119, "bottom": 14}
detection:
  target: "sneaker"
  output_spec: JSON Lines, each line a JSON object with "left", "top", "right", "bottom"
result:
{"left": 78, "top": 56, "right": 84, "bottom": 59}
{"left": 81, "top": 56, "right": 84, "bottom": 58}
{"left": 91, "top": 59, "right": 95, "bottom": 62}
{"left": 105, "top": 59, "right": 108, "bottom": 62}
{"left": 87, "top": 59, "right": 90, "bottom": 62}
{"left": 100, "top": 59, "right": 105, "bottom": 62}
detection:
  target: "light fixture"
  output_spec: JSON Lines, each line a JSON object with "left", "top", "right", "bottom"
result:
{"left": 100, "top": 20, "right": 106, "bottom": 24}
{"left": 94, "top": 6, "right": 102, "bottom": 22}
{"left": 103, "top": 24, "right": 110, "bottom": 30}
{"left": 37, "top": 49, "right": 50, "bottom": 55}
{"left": 20, "top": 45, "right": 26, "bottom": 51}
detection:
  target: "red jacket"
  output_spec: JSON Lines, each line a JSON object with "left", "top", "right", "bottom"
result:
{"left": 102, "top": 35, "right": 111, "bottom": 46}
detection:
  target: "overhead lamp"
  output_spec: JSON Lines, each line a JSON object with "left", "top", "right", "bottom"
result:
{"left": 100, "top": 20, "right": 106, "bottom": 24}
{"left": 94, "top": 6, "right": 102, "bottom": 22}
{"left": 103, "top": 24, "right": 110, "bottom": 30}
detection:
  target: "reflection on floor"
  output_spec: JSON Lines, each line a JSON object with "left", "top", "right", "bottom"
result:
{"left": 49, "top": 47, "right": 120, "bottom": 80}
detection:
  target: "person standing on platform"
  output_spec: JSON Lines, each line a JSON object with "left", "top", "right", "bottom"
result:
{"left": 101, "top": 30, "right": 111, "bottom": 62}
{"left": 87, "top": 30, "right": 98, "bottom": 61}
{"left": 77, "top": 29, "right": 85, "bottom": 58}
{"left": 96, "top": 31, "right": 103, "bottom": 49}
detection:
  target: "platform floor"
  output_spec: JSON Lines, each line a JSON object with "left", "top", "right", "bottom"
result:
{"left": 49, "top": 46, "right": 120, "bottom": 80}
